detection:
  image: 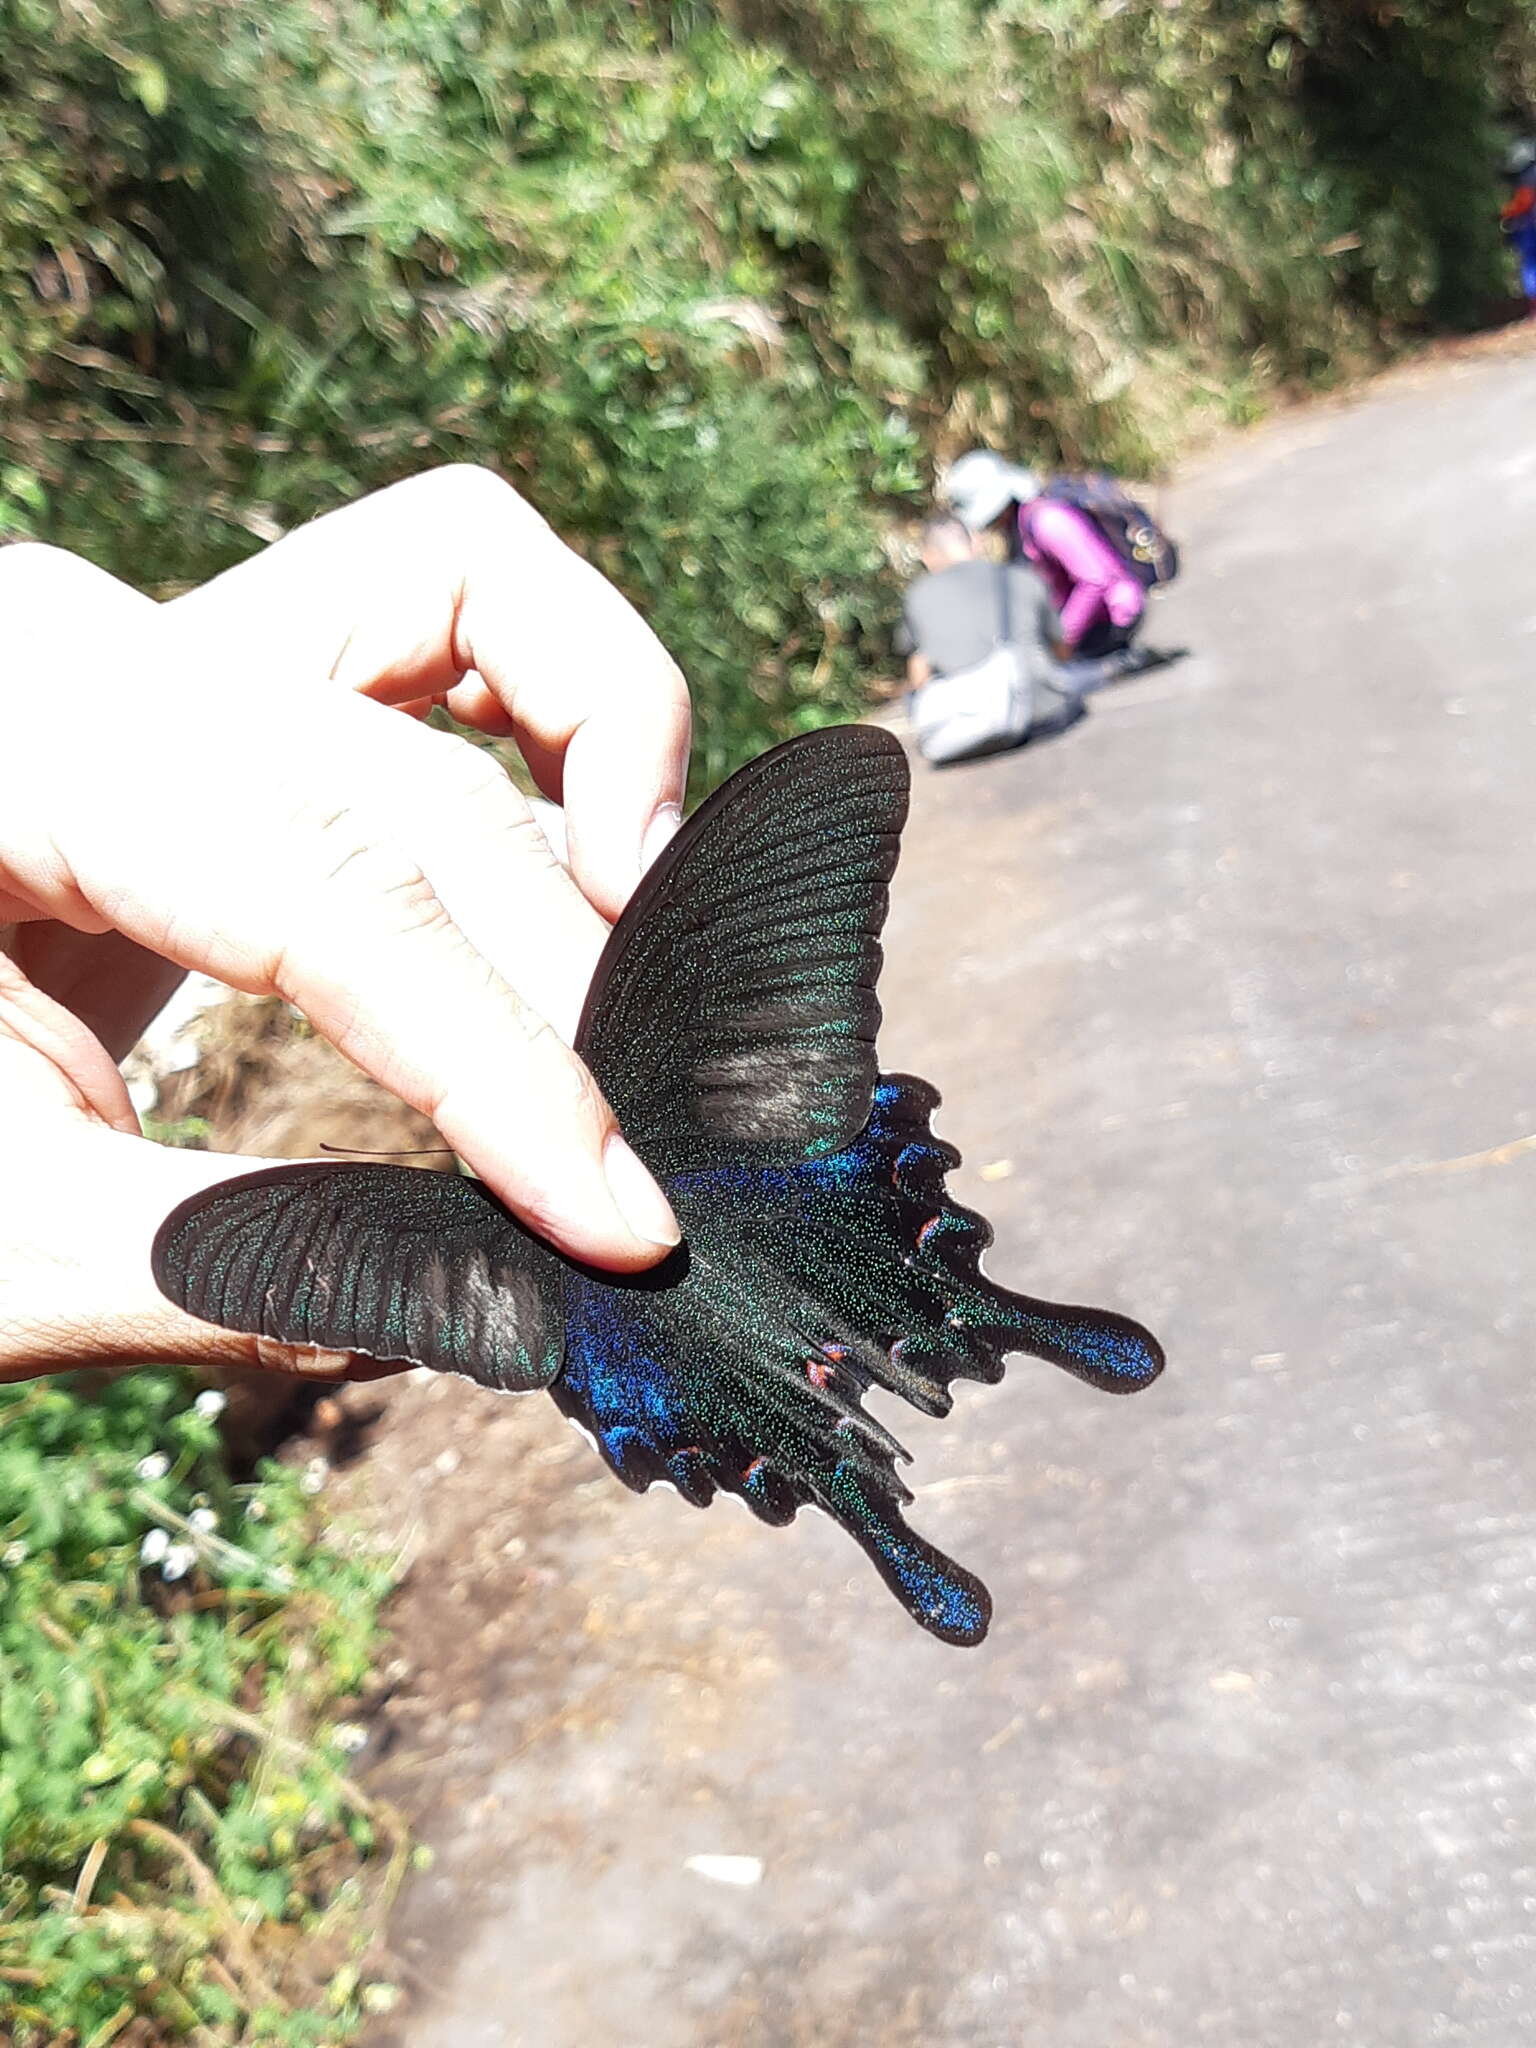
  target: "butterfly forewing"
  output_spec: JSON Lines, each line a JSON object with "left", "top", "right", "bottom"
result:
{"left": 576, "top": 725, "right": 908, "bottom": 1171}
{"left": 152, "top": 1162, "right": 565, "bottom": 1390}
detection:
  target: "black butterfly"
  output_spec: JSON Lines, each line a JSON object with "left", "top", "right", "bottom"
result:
{"left": 153, "top": 726, "right": 1162, "bottom": 1644}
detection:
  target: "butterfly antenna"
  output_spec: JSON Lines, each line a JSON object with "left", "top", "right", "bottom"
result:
{"left": 318, "top": 1142, "right": 458, "bottom": 1158}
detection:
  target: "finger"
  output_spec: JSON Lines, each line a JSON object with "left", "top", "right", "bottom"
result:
{"left": 67, "top": 755, "right": 679, "bottom": 1268}
{"left": 0, "top": 1119, "right": 375, "bottom": 1384}
{"left": 441, "top": 673, "right": 514, "bottom": 736}
{"left": 451, "top": 521, "right": 692, "bottom": 914}
{"left": 342, "top": 710, "right": 607, "bottom": 1043}
{"left": 0, "top": 947, "right": 142, "bottom": 1134}
{"left": 272, "top": 846, "right": 674, "bottom": 1267}
{"left": 163, "top": 466, "right": 693, "bottom": 919}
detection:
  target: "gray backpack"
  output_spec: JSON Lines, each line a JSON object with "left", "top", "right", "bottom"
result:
{"left": 909, "top": 565, "right": 1035, "bottom": 766}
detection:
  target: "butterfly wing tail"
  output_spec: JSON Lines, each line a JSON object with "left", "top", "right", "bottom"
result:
{"left": 766, "top": 1073, "right": 1165, "bottom": 1413}
{"left": 876, "top": 1075, "right": 1163, "bottom": 1396}
{"left": 822, "top": 1461, "right": 992, "bottom": 1646}
{"left": 553, "top": 1308, "right": 990, "bottom": 1645}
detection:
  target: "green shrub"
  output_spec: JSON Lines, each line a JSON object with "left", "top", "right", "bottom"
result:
{"left": 5, "top": 0, "right": 1536, "bottom": 781}
{"left": 0, "top": 1371, "right": 402, "bottom": 2045}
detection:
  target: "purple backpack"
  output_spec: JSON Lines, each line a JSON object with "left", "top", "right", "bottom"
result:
{"left": 1039, "top": 474, "right": 1179, "bottom": 589}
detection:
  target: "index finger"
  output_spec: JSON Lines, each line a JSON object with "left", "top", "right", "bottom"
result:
{"left": 168, "top": 466, "right": 693, "bottom": 921}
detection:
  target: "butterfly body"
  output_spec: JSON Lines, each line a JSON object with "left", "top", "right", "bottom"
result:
{"left": 153, "top": 727, "right": 1162, "bottom": 1645}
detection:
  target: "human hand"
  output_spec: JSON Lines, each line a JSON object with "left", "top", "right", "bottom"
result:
{"left": 0, "top": 467, "right": 692, "bottom": 1383}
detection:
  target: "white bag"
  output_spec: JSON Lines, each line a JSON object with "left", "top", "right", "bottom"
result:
{"left": 909, "top": 642, "right": 1032, "bottom": 765}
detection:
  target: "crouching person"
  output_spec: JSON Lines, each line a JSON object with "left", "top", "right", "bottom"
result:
{"left": 939, "top": 449, "right": 1179, "bottom": 687}
{"left": 899, "top": 518, "right": 1086, "bottom": 767}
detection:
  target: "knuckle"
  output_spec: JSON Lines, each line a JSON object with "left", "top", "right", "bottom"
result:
{"left": 418, "top": 734, "right": 560, "bottom": 867}
{"left": 296, "top": 804, "right": 440, "bottom": 922}
{"left": 0, "top": 542, "right": 81, "bottom": 596}
{"left": 412, "top": 462, "right": 546, "bottom": 536}
{"left": 420, "top": 729, "right": 516, "bottom": 807}
{"left": 497, "top": 805, "right": 565, "bottom": 879}
{"left": 516, "top": 1011, "right": 606, "bottom": 1118}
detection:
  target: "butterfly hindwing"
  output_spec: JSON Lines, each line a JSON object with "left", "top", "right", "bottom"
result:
{"left": 553, "top": 1074, "right": 1162, "bottom": 1645}
{"left": 151, "top": 1162, "right": 564, "bottom": 1390}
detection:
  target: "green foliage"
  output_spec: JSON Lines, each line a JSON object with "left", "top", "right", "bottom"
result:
{"left": 5, "top": 1, "right": 1535, "bottom": 779}
{"left": 139, "top": 1113, "right": 212, "bottom": 1150}
{"left": 0, "top": 1372, "right": 401, "bottom": 2044}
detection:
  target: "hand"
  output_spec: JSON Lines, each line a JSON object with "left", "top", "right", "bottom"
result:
{"left": 0, "top": 466, "right": 692, "bottom": 1384}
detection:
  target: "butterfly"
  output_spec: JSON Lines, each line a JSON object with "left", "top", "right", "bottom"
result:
{"left": 152, "top": 725, "right": 1162, "bottom": 1645}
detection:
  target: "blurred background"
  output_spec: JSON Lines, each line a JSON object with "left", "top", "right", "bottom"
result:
{"left": 5, "top": 0, "right": 1536, "bottom": 775}
{"left": 4, "top": 4, "right": 1536, "bottom": 2044}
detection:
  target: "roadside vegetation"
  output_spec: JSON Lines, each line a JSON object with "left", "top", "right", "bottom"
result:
{"left": 5, "top": 0, "right": 1535, "bottom": 777}
{"left": 0, "top": 1371, "right": 405, "bottom": 2045}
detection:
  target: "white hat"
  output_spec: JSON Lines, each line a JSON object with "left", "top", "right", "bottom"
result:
{"left": 940, "top": 449, "right": 1042, "bottom": 531}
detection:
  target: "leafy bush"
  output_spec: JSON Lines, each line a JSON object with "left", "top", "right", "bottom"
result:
{"left": 0, "top": 1372, "right": 403, "bottom": 2045}
{"left": 5, "top": 0, "right": 1536, "bottom": 779}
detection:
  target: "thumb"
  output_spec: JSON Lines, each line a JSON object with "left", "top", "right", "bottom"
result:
{"left": 0, "top": 1109, "right": 387, "bottom": 1384}
{"left": 0, "top": 953, "right": 373, "bottom": 1382}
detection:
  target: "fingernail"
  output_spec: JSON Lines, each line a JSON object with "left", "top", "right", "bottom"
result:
{"left": 254, "top": 1337, "right": 354, "bottom": 1377}
{"left": 603, "top": 1132, "right": 680, "bottom": 1247}
{"left": 640, "top": 802, "right": 682, "bottom": 879}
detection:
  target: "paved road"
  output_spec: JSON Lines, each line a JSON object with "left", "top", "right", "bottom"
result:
{"left": 374, "top": 340, "right": 1536, "bottom": 2047}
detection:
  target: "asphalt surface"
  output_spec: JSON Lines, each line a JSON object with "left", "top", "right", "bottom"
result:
{"left": 374, "top": 338, "right": 1536, "bottom": 2048}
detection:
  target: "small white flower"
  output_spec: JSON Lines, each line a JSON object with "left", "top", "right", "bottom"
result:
{"left": 244, "top": 1499, "right": 268, "bottom": 1522}
{"left": 684, "top": 1854, "right": 763, "bottom": 1888}
{"left": 1, "top": 1540, "right": 28, "bottom": 1568}
{"left": 193, "top": 1389, "right": 227, "bottom": 1420}
{"left": 300, "top": 1457, "right": 329, "bottom": 1497}
{"left": 136, "top": 1452, "right": 171, "bottom": 1482}
{"left": 139, "top": 1528, "right": 171, "bottom": 1565}
{"left": 189, "top": 1507, "right": 218, "bottom": 1534}
{"left": 161, "top": 1542, "right": 196, "bottom": 1582}
{"left": 331, "top": 1722, "right": 368, "bottom": 1754}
